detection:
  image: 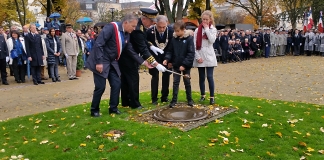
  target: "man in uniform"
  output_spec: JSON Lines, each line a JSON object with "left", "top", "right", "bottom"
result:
{"left": 146, "top": 15, "right": 173, "bottom": 105}
{"left": 119, "top": 8, "right": 167, "bottom": 109}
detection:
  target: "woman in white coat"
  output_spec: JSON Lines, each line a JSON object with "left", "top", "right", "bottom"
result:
{"left": 193, "top": 10, "right": 217, "bottom": 105}
{"left": 6, "top": 30, "right": 27, "bottom": 83}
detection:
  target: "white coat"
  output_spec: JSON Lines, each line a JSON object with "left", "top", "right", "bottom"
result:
{"left": 193, "top": 25, "right": 217, "bottom": 67}
{"left": 6, "top": 37, "right": 26, "bottom": 65}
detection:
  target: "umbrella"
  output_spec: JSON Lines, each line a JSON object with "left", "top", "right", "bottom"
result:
{"left": 35, "top": 22, "right": 41, "bottom": 28}
{"left": 76, "top": 17, "right": 93, "bottom": 23}
{"left": 94, "top": 22, "right": 108, "bottom": 27}
{"left": 49, "top": 12, "right": 61, "bottom": 18}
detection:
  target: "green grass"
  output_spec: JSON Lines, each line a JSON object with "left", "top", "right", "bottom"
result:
{"left": 0, "top": 91, "right": 323, "bottom": 160}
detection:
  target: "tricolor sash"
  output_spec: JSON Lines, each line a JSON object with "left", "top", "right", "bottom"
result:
{"left": 111, "top": 22, "right": 122, "bottom": 60}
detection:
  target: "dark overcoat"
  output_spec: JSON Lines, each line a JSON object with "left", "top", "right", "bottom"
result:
{"left": 25, "top": 33, "right": 44, "bottom": 66}
{"left": 0, "top": 36, "right": 8, "bottom": 59}
{"left": 45, "top": 35, "right": 62, "bottom": 64}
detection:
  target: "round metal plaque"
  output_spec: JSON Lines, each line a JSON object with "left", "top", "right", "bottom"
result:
{"left": 153, "top": 107, "right": 208, "bottom": 122}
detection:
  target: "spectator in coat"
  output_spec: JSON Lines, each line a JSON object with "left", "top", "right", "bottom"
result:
{"left": 44, "top": 17, "right": 53, "bottom": 29}
{"left": 193, "top": 10, "right": 217, "bottom": 105}
{"left": 45, "top": 28, "right": 62, "bottom": 82}
{"left": 25, "top": 24, "right": 45, "bottom": 85}
{"left": 220, "top": 30, "right": 229, "bottom": 63}
{"left": 292, "top": 29, "right": 302, "bottom": 56}
{"left": 0, "top": 28, "right": 9, "bottom": 85}
{"left": 241, "top": 38, "right": 250, "bottom": 60}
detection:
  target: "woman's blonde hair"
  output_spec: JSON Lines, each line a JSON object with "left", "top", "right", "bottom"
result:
{"left": 201, "top": 10, "right": 214, "bottom": 26}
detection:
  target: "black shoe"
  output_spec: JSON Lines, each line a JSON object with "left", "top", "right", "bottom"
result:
{"left": 33, "top": 81, "right": 38, "bottom": 85}
{"left": 37, "top": 81, "right": 45, "bottom": 84}
{"left": 109, "top": 110, "right": 122, "bottom": 115}
{"left": 169, "top": 101, "right": 176, "bottom": 108}
{"left": 21, "top": 80, "right": 25, "bottom": 83}
{"left": 132, "top": 106, "right": 143, "bottom": 109}
{"left": 152, "top": 101, "right": 158, "bottom": 105}
{"left": 188, "top": 100, "right": 194, "bottom": 107}
{"left": 17, "top": 80, "right": 21, "bottom": 83}
{"left": 2, "top": 81, "right": 9, "bottom": 85}
{"left": 161, "top": 99, "right": 169, "bottom": 103}
{"left": 52, "top": 78, "right": 56, "bottom": 82}
{"left": 199, "top": 96, "right": 205, "bottom": 102}
{"left": 210, "top": 98, "right": 215, "bottom": 105}
{"left": 73, "top": 77, "right": 78, "bottom": 80}
{"left": 69, "top": 78, "right": 73, "bottom": 80}
{"left": 90, "top": 112, "right": 100, "bottom": 117}
{"left": 56, "top": 78, "right": 61, "bottom": 82}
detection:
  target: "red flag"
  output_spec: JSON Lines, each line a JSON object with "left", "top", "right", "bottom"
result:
{"left": 318, "top": 11, "right": 323, "bottom": 33}
{"left": 307, "top": 7, "right": 313, "bottom": 30}
{"left": 303, "top": 12, "right": 307, "bottom": 32}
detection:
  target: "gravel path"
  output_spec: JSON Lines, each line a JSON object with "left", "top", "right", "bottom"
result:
{"left": 1, "top": 55, "right": 323, "bottom": 120}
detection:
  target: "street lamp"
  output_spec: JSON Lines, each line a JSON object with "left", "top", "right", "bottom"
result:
{"left": 110, "top": 8, "right": 115, "bottom": 22}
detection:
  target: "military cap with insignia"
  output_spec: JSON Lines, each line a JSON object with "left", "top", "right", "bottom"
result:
{"left": 66, "top": 24, "right": 72, "bottom": 28}
{"left": 140, "top": 8, "right": 158, "bottom": 20}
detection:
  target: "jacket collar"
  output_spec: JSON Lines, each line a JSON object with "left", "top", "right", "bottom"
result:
{"left": 173, "top": 30, "right": 190, "bottom": 38}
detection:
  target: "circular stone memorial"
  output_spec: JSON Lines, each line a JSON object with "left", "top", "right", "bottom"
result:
{"left": 152, "top": 107, "right": 208, "bottom": 122}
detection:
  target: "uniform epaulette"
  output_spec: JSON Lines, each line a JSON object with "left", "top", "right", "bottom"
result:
{"left": 146, "top": 55, "right": 156, "bottom": 64}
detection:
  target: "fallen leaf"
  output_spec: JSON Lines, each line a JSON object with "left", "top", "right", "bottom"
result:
{"left": 236, "top": 149, "right": 244, "bottom": 152}
{"left": 318, "top": 150, "right": 324, "bottom": 154}
{"left": 235, "top": 137, "right": 239, "bottom": 143}
{"left": 219, "top": 131, "right": 231, "bottom": 137}
{"left": 230, "top": 148, "right": 236, "bottom": 152}
{"left": 242, "top": 124, "right": 250, "bottom": 128}
{"left": 306, "top": 133, "right": 311, "bottom": 137}
{"left": 127, "top": 144, "right": 133, "bottom": 147}
{"left": 40, "top": 140, "right": 48, "bottom": 144}
{"left": 210, "top": 139, "right": 218, "bottom": 143}
{"left": 259, "top": 139, "right": 264, "bottom": 142}
{"left": 80, "top": 143, "right": 86, "bottom": 147}
{"left": 257, "top": 112, "right": 263, "bottom": 116}
{"left": 0, "top": 149, "right": 5, "bottom": 152}
{"left": 86, "top": 135, "right": 91, "bottom": 139}
{"left": 107, "top": 146, "right": 118, "bottom": 152}
{"left": 299, "top": 142, "right": 307, "bottom": 147}
{"left": 35, "top": 119, "right": 42, "bottom": 124}
{"left": 287, "top": 119, "right": 298, "bottom": 124}
{"left": 215, "top": 119, "right": 223, "bottom": 123}
{"left": 98, "top": 144, "right": 104, "bottom": 150}
{"left": 266, "top": 151, "right": 276, "bottom": 157}
{"left": 307, "top": 147, "right": 315, "bottom": 152}
{"left": 304, "top": 153, "right": 312, "bottom": 156}
{"left": 169, "top": 141, "right": 174, "bottom": 145}
{"left": 262, "top": 124, "right": 268, "bottom": 127}
{"left": 70, "top": 123, "right": 75, "bottom": 127}
{"left": 55, "top": 145, "right": 59, "bottom": 149}
{"left": 61, "top": 118, "right": 66, "bottom": 120}
{"left": 292, "top": 147, "right": 298, "bottom": 151}
{"left": 223, "top": 138, "right": 229, "bottom": 144}
{"left": 23, "top": 141, "right": 28, "bottom": 144}
{"left": 162, "top": 145, "right": 166, "bottom": 148}
{"left": 208, "top": 143, "right": 215, "bottom": 146}
{"left": 140, "top": 139, "right": 145, "bottom": 142}
{"left": 320, "top": 127, "right": 324, "bottom": 133}
{"left": 300, "top": 156, "right": 306, "bottom": 160}
{"left": 63, "top": 148, "right": 71, "bottom": 152}
{"left": 244, "top": 111, "right": 249, "bottom": 114}
{"left": 276, "top": 132, "right": 282, "bottom": 138}
{"left": 293, "top": 131, "right": 302, "bottom": 135}
{"left": 22, "top": 136, "right": 28, "bottom": 141}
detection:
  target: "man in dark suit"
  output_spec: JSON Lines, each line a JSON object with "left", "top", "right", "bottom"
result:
{"left": 86, "top": 13, "right": 152, "bottom": 117}
{"left": 146, "top": 15, "right": 173, "bottom": 105}
{"left": 220, "top": 30, "right": 229, "bottom": 63}
{"left": 25, "top": 24, "right": 45, "bottom": 85}
{"left": 263, "top": 29, "right": 271, "bottom": 58}
{"left": 119, "top": 8, "right": 167, "bottom": 109}
{"left": 0, "top": 30, "right": 9, "bottom": 85}
{"left": 292, "top": 29, "right": 302, "bottom": 56}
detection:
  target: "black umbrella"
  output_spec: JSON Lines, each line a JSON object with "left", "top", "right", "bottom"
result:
{"left": 94, "top": 22, "right": 108, "bottom": 27}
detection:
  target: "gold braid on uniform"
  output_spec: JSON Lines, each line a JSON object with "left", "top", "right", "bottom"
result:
{"left": 146, "top": 56, "right": 156, "bottom": 64}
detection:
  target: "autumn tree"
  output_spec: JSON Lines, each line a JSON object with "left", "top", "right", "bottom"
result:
{"left": 154, "top": 0, "right": 190, "bottom": 23}
{"left": 214, "top": 0, "right": 277, "bottom": 27}
{"left": 0, "top": 0, "right": 35, "bottom": 27}
{"left": 215, "top": 10, "right": 245, "bottom": 25}
{"left": 277, "top": 0, "right": 309, "bottom": 29}
{"left": 310, "top": 0, "right": 324, "bottom": 26}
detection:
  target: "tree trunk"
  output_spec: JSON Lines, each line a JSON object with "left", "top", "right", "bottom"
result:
{"left": 176, "top": 0, "right": 183, "bottom": 21}
{"left": 21, "top": 0, "right": 26, "bottom": 25}
{"left": 14, "top": 0, "right": 24, "bottom": 26}
{"left": 205, "top": 0, "right": 210, "bottom": 10}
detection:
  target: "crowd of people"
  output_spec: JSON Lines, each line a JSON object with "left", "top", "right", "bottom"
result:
{"left": 214, "top": 28, "right": 324, "bottom": 63}
{"left": 0, "top": 22, "right": 96, "bottom": 85}
{"left": 1, "top": 8, "right": 323, "bottom": 117}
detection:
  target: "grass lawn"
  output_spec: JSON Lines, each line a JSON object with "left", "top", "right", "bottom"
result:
{"left": 0, "top": 91, "right": 323, "bottom": 160}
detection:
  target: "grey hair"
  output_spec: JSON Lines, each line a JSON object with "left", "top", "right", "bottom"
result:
{"left": 122, "top": 13, "right": 139, "bottom": 23}
{"left": 156, "top": 15, "right": 168, "bottom": 23}
{"left": 29, "top": 24, "right": 36, "bottom": 28}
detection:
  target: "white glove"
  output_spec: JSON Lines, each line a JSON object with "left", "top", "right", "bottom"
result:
{"left": 155, "top": 63, "right": 167, "bottom": 72}
{"left": 65, "top": 54, "right": 68, "bottom": 60}
{"left": 300, "top": 43, "right": 302, "bottom": 46}
{"left": 6, "top": 56, "right": 9, "bottom": 62}
{"left": 150, "top": 45, "right": 164, "bottom": 55}
{"left": 292, "top": 43, "right": 294, "bottom": 46}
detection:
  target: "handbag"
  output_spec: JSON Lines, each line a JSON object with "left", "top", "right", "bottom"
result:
{"left": 249, "top": 49, "right": 254, "bottom": 55}
{"left": 10, "top": 49, "right": 18, "bottom": 59}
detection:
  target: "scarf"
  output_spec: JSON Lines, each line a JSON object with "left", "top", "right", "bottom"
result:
{"left": 196, "top": 23, "right": 211, "bottom": 50}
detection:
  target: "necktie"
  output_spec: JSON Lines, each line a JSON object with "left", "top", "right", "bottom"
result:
{"left": 160, "top": 33, "right": 163, "bottom": 38}
{"left": 70, "top": 33, "right": 72, "bottom": 37}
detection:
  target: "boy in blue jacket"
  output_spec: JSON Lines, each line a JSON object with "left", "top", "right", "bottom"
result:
{"left": 163, "top": 20, "right": 195, "bottom": 108}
